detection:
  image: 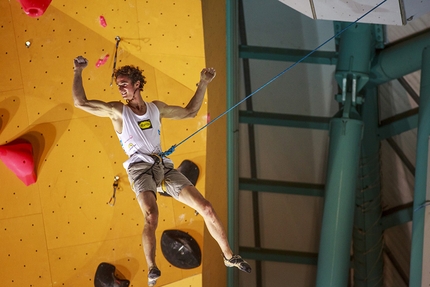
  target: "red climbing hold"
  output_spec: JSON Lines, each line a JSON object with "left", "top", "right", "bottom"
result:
{"left": 95, "top": 54, "right": 109, "bottom": 68}
{"left": 99, "top": 15, "right": 107, "bottom": 27}
{"left": 17, "top": 0, "right": 52, "bottom": 18}
{"left": 0, "top": 139, "right": 37, "bottom": 186}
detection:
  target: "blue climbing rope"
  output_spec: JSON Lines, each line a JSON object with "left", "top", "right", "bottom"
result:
{"left": 160, "top": 0, "right": 387, "bottom": 157}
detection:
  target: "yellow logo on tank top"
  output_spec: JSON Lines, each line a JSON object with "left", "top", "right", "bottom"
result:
{"left": 138, "top": 120, "right": 152, "bottom": 130}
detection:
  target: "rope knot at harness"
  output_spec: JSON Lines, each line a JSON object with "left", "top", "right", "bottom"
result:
{"left": 159, "top": 145, "right": 176, "bottom": 158}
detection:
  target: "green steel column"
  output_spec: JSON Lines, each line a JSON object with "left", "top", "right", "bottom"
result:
{"left": 335, "top": 23, "right": 373, "bottom": 92}
{"left": 353, "top": 87, "right": 383, "bottom": 287}
{"left": 316, "top": 22, "right": 370, "bottom": 287}
{"left": 227, "top": 0, "right": 239, "bottom": 286}
{"left": 410, "top": 46, "right": 430, "bottom": 286}
{"left": 316, "top": 108, "right": 363, "bottom": 287}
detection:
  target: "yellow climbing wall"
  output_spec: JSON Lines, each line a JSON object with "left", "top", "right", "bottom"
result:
{"left": 0, "top": 0, "right": 211, "bottom": 286}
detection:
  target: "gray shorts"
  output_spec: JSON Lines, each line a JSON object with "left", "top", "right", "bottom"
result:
{"left": 126, "top": 160, "right": 192, "bottom": 199}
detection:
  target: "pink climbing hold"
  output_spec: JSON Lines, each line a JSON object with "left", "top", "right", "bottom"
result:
{"left": 99, "top": 15, "right": 107, "bottom": 27}
{"left": 0, "top": 139, "right": 37, "bottom": 186}
{"left": 17, "top": 0, "right": 52, "bottom": 18}
{"left": 96, "top": 54, "right": 109, "bottom": 68}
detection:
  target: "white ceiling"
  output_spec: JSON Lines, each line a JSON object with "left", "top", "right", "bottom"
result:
{"left": 278, "top": 0, "right": 430, "bottom": 25}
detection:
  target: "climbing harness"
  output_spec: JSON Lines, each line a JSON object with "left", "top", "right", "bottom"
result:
{"left": 127, "top": 153, "right": 174, "bottom": 195}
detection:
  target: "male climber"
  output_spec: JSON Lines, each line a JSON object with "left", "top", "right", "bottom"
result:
{"left": 72, "top": 56, "right": 251, "bottom": 286}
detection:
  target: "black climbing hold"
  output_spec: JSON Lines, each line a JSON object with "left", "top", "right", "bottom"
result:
{"left": 177, "top": 159, "right": 199, "bottom": 186}
{"left": 161, "top": 229, "right": 201, "bottom": 269}
{"left": 94, "top": 262, "right": 130, "bottom": 287}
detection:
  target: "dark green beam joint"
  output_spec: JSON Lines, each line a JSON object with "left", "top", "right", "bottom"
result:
{"left": 335, "top": 23, "right": 374, "bottom": 101}
{"left": 239, "top": 177, "right": 324, "bottom": 197}
{"left": 378, "top": 108, "right": 418, "bottom": 140}
{"left": 381, "top": 204, "right": 413, "bottom": 230}
{"left": 370, "top": 29, "right": 430, "bottom": 86}
{"left": 239, "top": 246, "right": 318, "bottom": 265}
{"left": 239, "top": 45, "right": 338, "bottom": 65}
{"left": 239, "top": 110, "right": 330, "bottom": 130}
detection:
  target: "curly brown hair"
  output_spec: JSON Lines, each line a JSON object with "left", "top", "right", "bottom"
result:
{"left": 114, "top": 65, "right": 147, "bottom": 91}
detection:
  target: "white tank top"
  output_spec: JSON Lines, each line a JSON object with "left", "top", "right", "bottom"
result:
{"left": 116, "top": 102, "right": 172, "bottom": 169}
